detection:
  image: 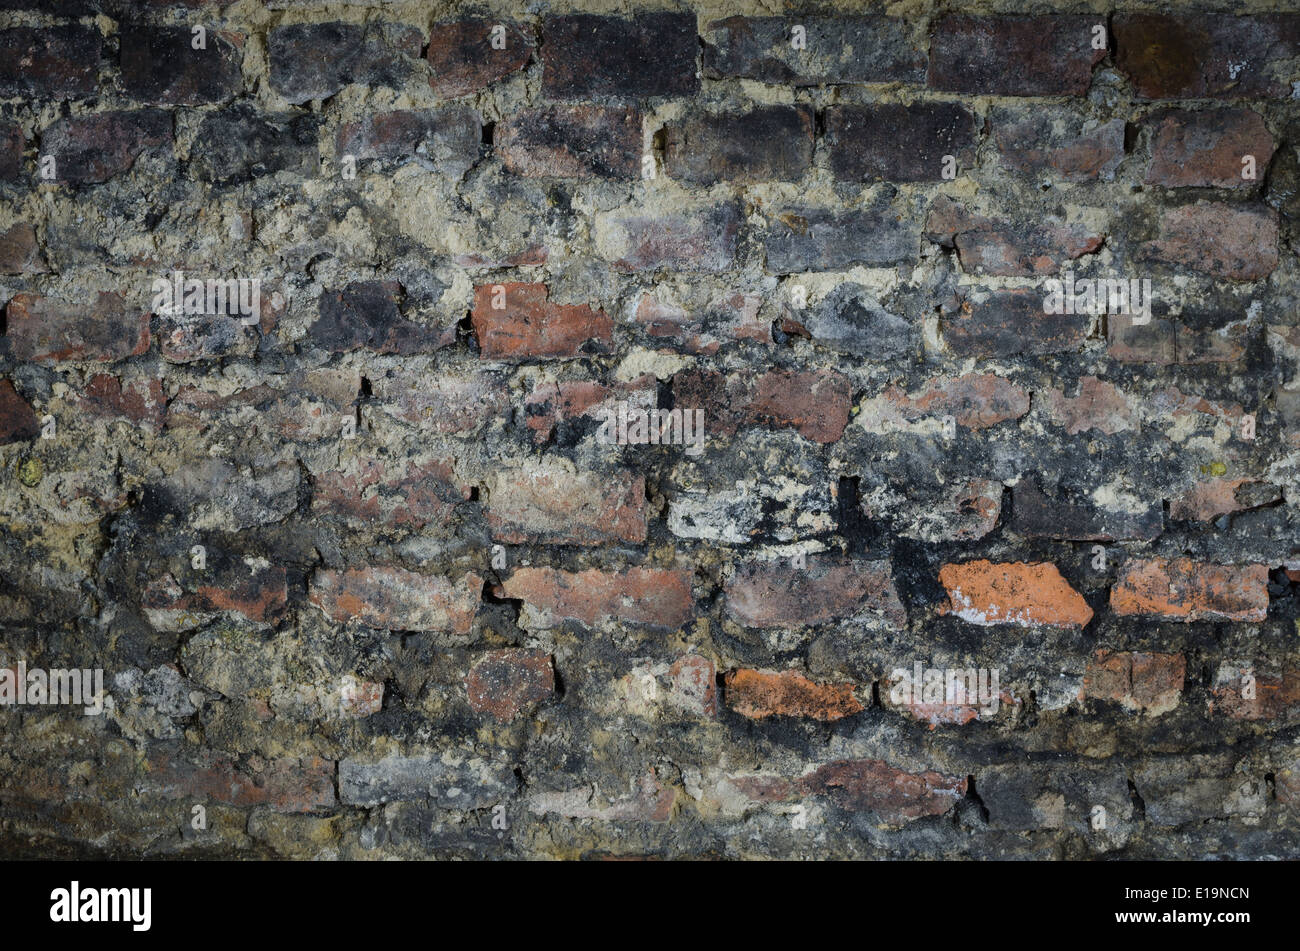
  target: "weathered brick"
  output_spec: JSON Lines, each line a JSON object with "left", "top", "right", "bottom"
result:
{"left": 340, "top": 753, "right": 513, "bottom": 808}
{"left": 39, "top": 109, "right": 171, "bottom": 185}
{"left": 376, "top": 368, "right": 506, "bottom": 433}
{"left": 158, "top": 312, "right": 260, "bottom": 364}
{"left": 524, "top": 375, "right": 655, "bottom": 444}
{"left": 501, "top": 566, "right": 693, "bottom": 629}
{"left": 471, "top": 282, "right": 612, "bottom": 360}
{"left": 725, "top": 559, "right": 905, "bottom": 629}
{"left": 312, "top": 457, "right": 472, "bottom": 528}
{"left": 1106, "top": 312, "right": 1177, "bottom": 364}
{"left": 1111, "top": 559, "right": 1269, "bottom": 622}
{"left": 715, "top": 760, "right": 966, "bottom": 826}
{"left": 542, "top": 13, "right": 698, "bottom": 100}
{"left": 1114, "top": 14, "right": 1300, "bottom": 99}
{"left": 466, "top": 649, "right": 555, "bottom": 721}
{"left": 529, "top": 770, "right": 676, "bottom": 822}
{"left": 633, "top": 290, "right": 768, "bottom": 355}
{"left": 671, "top": 367, "right": 851, "bottom": 443}
{"left": 1170, "top": 478, "right": 1281, "bottom": 521}
{"left": 312, "top": 281, "right": 455, "bottom": 355}
{"left": 764, "top": 206, "right": 916, "bottom": 273}
{"left": 1146, "top": 108, "right": 1274, "bottom": 188}
{"left": 143, "top": 564, "right": 289, "bottom": 629}
{"left": 929, "top": 15, "right": 1106, "bottom": 96}
{"left": 724, "top": 669, "right": 863, "bottom": 721}
{"left": 191, "top": 103, "right": 321, "bottom": 184}
{"left": 427, "top": 18, "right": 533, "bottom": 98}
{"left": 599, "top": 201, "right": 740, "bottom": 273}
{"left": 786, "top": 283, "right": 915, "bottom": 358}
{"left": 143, "top": 750, "right": 335, "bottom": 813}
{"left": 927, "top": 199, "right": 1104, "bottom": 277}
{"left": 620, "top": 655, "right": 718, "bottom": 719}
{"left": 993, "top": 110, "right": 1125, "bottom": 182}
{"left": 0, "top": 26, "right": 101, "bottom": 99}
{"left": 858, "top": 373, "right": 1029, "bottom": 432}
{"left": 1010, "top": 479, "right": 1162, "bottom": 542}
{"left": 0, "top": 123, "right": 23, "bottom": 179}
{"left": 942, "top": 288, "right": 1091, "bottom": 357}
{"left": 664, "top": 106, "right": 813, "bottom": 185}
{"left": 269, "top": 21, "right": 424, "bottom": 105}
{"left": 0, "top": 379, "right": 39, "bottom": 444}
{"left": 1041, "top": 376, "right": 1136, "bottom": 435}
{"left": 939, "top": 561, "right": 1093, "bottom": 628}
{"left": 120, "top": 25, "right": 242, "bottom": 104}
{"left": 485, "top": 464, "right": 646, "bottom": 546}
{"left": 1084, "top": 651, "right": 1186, "bottom": 716}
{"left": 0, "top": 223, "right": 43, "bottom": 274}
{"left": 702, "top": 15, "right": 925, "bottom": 85}
{"left": 896, "top": 479, "right": 1003, "bottom": 543}
{"left": 337, "top": 106, "right": 480, "bottom": 175}
{"left": 309, "top": 567, "right": 482, "bottom": 633}
{"left": 6, "top": 293, "right": 150, "bottom": 364}
{"left": 77, "top": 373, "right": 165, "bottom": 430}
{"left": 498, "top": 105, "right": 641, "bottom": 179}
{"left": 826, "top": 103, "right": 976, "bottom": 182}
{"left": 1210, "top": 664, "right": 1300, "bottom": 721}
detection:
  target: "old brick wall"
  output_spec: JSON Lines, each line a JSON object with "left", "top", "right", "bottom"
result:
{"left": 1, "top": 0, "right": 1299, "bottom": 859}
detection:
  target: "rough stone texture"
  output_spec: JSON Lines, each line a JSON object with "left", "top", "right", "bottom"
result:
{"left": 3, "top": 0, "right": 1299, "bottom": 864}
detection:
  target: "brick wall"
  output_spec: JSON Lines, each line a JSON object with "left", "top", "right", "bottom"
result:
{"left": 2, "top": 0, "right": 1299, "bottom": 859}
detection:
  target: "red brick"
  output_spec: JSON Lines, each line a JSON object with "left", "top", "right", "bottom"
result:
{"left": 0, "top": 223, "right": 43, "bottom": 274}
{"left": 671, "top": 367, "right": 851, "bottom": 444}
{"left": 826, "top": 103, "right": 976, "bottom": 182}
{"left": 471, "top": 282, "right": 612, "bottom": 360}
{"left": 542, "top": 13, "right": 698, "bottom": 100}
{"left": 929, "top": 15, "right": 1106, "bottom": 96}
{"left": 0, "top": 26, "right": 101, "bottom": 99}
{"left": 427, "top": 19, "right": 533, "bottom": 98}
{"left": 466, "top": 649, "right": 555, "bottom": 721}
{"left": 1146, "top": 108, "right": 1274, "bottom": 188}
{"left": 664, "top": 106, "right": 814, "bottom": 185}
{"left": 0, "top": 379, "right": 40, "bottom": 444}
{"left": 725, "top": 559, "right": 905, "bottom": 629}
{"left": 309, "top": 567, "right": 482, "bottom": 633}
{"left": 6, "top": 293, "right": 150, "bottom": 364}
{"left": 524, "top": 375, "right": 655, "bottom": 444}
{"left": 39, "top": 110, "right": 171, "bottom": 185}
{"left": 501, "top": 565, "right": 693, "bottom": 629}
{"left": 1210, "top": 664, "right": 1300, "bottom": 720}
{"left": 312, "top": 457, "right": 472, "bottom": 528}
{"left": 144, "top": 750, "right": 336, "bottom": 813}
{"left": 994, "top": 111, "right": 1125, "bottom": 182}
{"left": 1041, "top": 376, "right": 1136, "bottom": 435}
{"left": 859, "top": 373, "right": 1030, "bottom": 432}
{"left": 486, "top": 465, "right": 646, "bottom": 546}
{"left": 724, "top": 669, "right": 863, "bottom": 721}
{"left": 927, "top": 199, "right": 1103, "bottom": 278}
{"left": 143, "top": 565, "right": 289, "bottom": 628}
{"left": 1170, "top": 478, "right": 1282, "bottom": 521}
{"left": 1111, "top": 559, "right": 1268, "bottom": 622}
{"left": 943, "top": 288, "right": 1090, "bottom": 357}
{"left": 1115, "top": 14, "right": 1300, "bottom": 99}
{"left": 939, "top": 560, "right": 1093, "bottom": 628}
{"left": 601, "top": 201, "right": 740, "bottom": 273}
{"left": 1084, "top": 650, "right": 1185, "bottom": 716}
{"left": 498, "top": 105, "right": 641, "bottom": 179}
{"left": 1142, "top": 203, "right": 1277, "bottom": 281}
{"left": 78, "top": 374, "right": 166, "bottom": 430}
